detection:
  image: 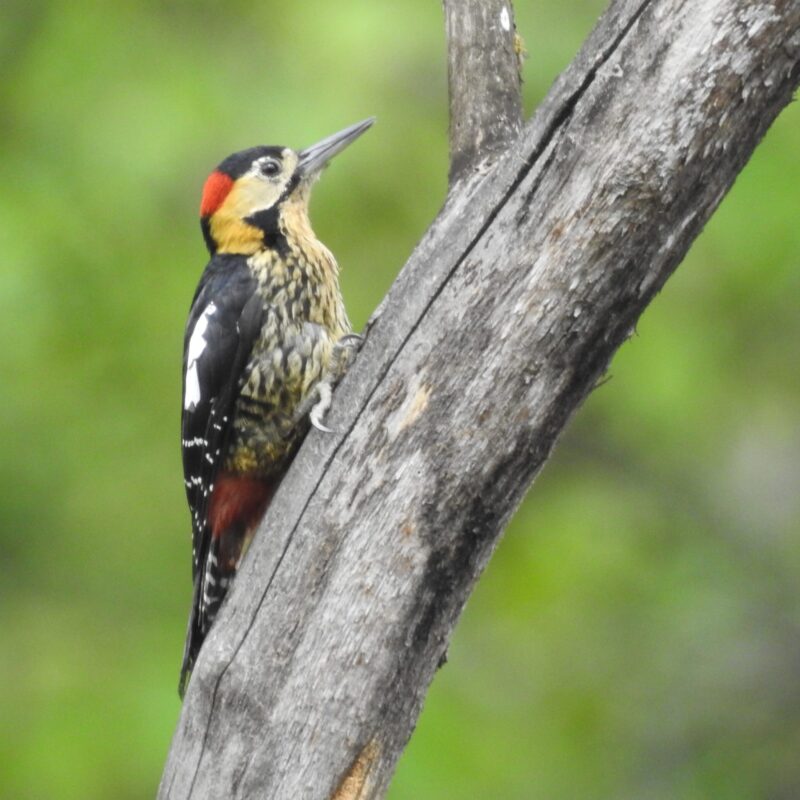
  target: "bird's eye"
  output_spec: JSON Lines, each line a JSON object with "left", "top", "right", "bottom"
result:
{"left": 260, "top": 159, "right": 281, "bottom": 177}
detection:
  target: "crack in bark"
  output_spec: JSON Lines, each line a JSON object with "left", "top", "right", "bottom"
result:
{"left": 182, "top": 0, "right": 709, "bottom": 792}
{"left": 161, "top": 0, "right": 800, "bottom": 795}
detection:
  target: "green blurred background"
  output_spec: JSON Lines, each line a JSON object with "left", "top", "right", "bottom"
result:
{"left": 1, "top": 1, "right": 798, "bottom": 798}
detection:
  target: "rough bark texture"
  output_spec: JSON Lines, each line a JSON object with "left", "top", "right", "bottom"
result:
{"left": 443, "top": 0, "right": 522, "bottom": 184}
{"left": 159, "top": 0, "right": 800, "bottom": 797}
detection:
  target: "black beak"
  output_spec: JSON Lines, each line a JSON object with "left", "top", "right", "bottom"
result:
{"left": 298, "top": 118, "right": 375, "bottom": 177}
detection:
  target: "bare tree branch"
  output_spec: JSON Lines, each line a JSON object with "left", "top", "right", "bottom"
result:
{"left": 159, "top": 0, "right": 800, "bottom": 797}
{"left": 443, "top": 0, "right": 523, "bottom": 185}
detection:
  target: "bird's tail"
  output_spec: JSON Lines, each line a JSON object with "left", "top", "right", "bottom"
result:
{"left": 178, "top": 475, "right": 276, "bottom": 698}
{"left": 178, "top": 570, "right": 205, "bottom": 698}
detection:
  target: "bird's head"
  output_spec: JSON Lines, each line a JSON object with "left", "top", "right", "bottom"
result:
{"left": 199, "top": 118, "right": 374, "bottom": 255}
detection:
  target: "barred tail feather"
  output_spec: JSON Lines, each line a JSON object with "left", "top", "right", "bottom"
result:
{"left": 178, "top": 475, "right": 275, "bottom": 698}
{"left": 178, "top": 542, "right": 231, "bottom": 697}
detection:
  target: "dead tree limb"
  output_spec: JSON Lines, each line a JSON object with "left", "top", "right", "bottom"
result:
{"left": 443, "top": 0, "right": 522, "bottom": 185}
{"left": 159, "top": 0, "right": 800, "bottom": 797}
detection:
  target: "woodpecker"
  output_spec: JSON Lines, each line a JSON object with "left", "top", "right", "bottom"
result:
{"left": 179, "top": 118, "right": 374, "bottom": 697}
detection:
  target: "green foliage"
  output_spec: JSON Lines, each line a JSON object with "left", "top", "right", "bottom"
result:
{"left": 1, "top": 2, "right": 797, "bottom": 798}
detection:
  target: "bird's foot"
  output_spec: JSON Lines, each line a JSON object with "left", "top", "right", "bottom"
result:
{"left": 337, "top": 332, "right": 363, "bottom": 346}
{"left": 309, "top": 381, "right": 333, "bottom": 433}
{"left": 296, "top": 333, "right": 363, "bottom": 433}
{"left": 329, "top": 333, "right": 363, "bottom": 378}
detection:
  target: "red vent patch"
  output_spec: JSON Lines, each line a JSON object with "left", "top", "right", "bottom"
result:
{"left": 200, "top": 170, "right": 234, "bottom": 217}
{"left": 208, "top": 473, "right": 274, "bottom": 538}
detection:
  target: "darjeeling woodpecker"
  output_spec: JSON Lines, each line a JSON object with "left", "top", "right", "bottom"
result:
{"left": 179, "top": 118, "right": 374, "bottom": 697}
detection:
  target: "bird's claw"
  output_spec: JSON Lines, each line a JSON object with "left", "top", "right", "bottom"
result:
{"left": 337, "top": 332, "right": 363, "bottom": 347}
{"left": 297, "top": 334, "right": 363, "bottom": 433}
{"left": 328, "top": 333, "right": 362, "bottom": 381}
{"left": 309, "top": 381, "right": 334, "bottom": 434}
{"left": 310, "top": 417, "right": 334, "bottom": 434}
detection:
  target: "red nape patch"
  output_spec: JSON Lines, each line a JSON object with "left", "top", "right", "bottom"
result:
{"left": 200, "top": 170, "right": 235, "bottom": 217}
{"left": 208, "top": 473, "right": 274, "bottom": 538}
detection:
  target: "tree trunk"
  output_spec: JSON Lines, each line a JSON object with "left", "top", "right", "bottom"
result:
{"left": 159, "top": 0, "right": 800, "bottom": 797}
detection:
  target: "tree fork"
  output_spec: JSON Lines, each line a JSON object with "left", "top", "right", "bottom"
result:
{"left": 160, "top": 0, "right": 800, "bottom": 797}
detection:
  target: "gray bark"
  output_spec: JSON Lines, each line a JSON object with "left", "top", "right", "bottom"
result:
{"left": 159, "top": 0, "right": 800, "bottom": 798}
{"left": 443, "top": 0, "right": 522, "bottom": 185}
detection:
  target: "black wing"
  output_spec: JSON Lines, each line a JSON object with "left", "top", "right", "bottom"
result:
{"left": 181, "top": 255, "right": 259, "bottom": 571}
{"left": 179, "top": 254, "right": 263, "bottom": 694}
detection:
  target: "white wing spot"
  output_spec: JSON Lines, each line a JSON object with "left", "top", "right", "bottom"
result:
{"left": 184, "top": 302, "right": 217, "bottom": 411}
